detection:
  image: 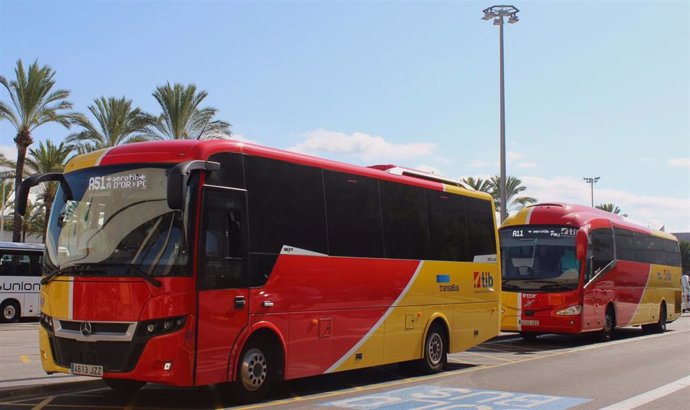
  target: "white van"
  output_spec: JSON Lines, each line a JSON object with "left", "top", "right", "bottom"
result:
{"left": 682, "top": 274, "right": 690, "bottom": 313}
{"left": 0, "top": 242, "right": 44, "bottom": 322}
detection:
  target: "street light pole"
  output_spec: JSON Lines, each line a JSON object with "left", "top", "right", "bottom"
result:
{"left": 583, "top": 176, "right": 600, "bottom": 207}
{"left": 0, "top": 170, "right": 16, "bottom": 242}
{"left": 482, "top": 5, "right": 519, "bottom": 223}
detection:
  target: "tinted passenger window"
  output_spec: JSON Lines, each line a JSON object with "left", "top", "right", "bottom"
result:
{"left": 380, "top": 181, "right": 429, "bottom": 260}
{"left": 614, "top": 227, "right": 682, "bottom": 266}
{"left": 245, "top": 156, "right": 327, "bottom": 285}
{"left": 206, "top": 153, "right": 245, "bottom": 188}
{"left": 324, "top": 171, "right": 383, "bottom": 258}
{"left": 426, "top": 192, "right": 469, "bottom": 261}
{"left": 465, "top": 196, "right": 497, "bottom": 259}
{"left": 0, "top": 251, "right": 42, "bottom": 277}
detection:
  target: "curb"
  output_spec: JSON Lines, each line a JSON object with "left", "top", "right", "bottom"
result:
{"left": 0, "top": 379, "right": 105, "bottom": 400}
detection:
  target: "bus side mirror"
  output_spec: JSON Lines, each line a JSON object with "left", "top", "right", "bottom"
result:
{"left": 576, "top": 230, "right": 587, "bottom": 260}
{"left": 166, "top": 160, "right": 220, "bottom": 210}
{"left": 16, "top": 173, "right": 72, "bottom": 216}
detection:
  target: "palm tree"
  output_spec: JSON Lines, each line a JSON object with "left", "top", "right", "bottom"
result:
{"left": 26, "top": 204, "right": 46, "bottom": 242}
{"left": 24, "top": 140, "right": 73, "bottom": 240}
{"left": 67, "top": 96, "right": 157, "bottom": 153}
{"left": 143, "top": 82, "right": 231, "bottom": 140}
{"left": 488, "top": 175, "right": 537, "bottom": 215}
{"left": 0, "top": 152, "right": 15, "bottom": 169}
{"left": 0, "top": 59, "right": 77, "bottom": 242}
{"left": 1, "top": 180, "right": 13, "bottom": 240}
{"left": 596, "top": 203, "right": 628, "bottom": 217}
{"left": 18, "top": 200, "right": 44, "bottom": 242}
{"left": 461, "top": 177, "right": 492, "bottom": 193}
{"left": 6, "top": 199, "right": 42, "bottom": 242}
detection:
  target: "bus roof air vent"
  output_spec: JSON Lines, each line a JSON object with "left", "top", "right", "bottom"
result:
{"left": 371, "top": 165, "right": 474, "bottom": 190}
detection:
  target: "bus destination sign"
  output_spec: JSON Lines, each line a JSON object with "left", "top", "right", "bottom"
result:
{"left": 506, "top": 226, "right": 577, "bottom": 239}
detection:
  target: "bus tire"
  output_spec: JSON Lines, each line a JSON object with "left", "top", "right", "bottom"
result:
{"left": 420, "top": 323, "right": 448, "bottom": 373}
{"left": 643, "top": 303, "right": 667, "bottom": 334}
{"left": 1, "top": 300, "right": 20, "bottom": 323}
{"left": 231, "top": 335, "right": 275, "bottom": 403}
{"left": 598, "top": 305, "right": 615, "bottom": 342}
{"left": 103, "top": 378, "right": 146, "bottom": 394}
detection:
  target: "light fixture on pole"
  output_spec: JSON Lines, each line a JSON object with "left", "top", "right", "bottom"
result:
{"left": 482, "top": 5, "right": 519, "bottom": 223}
{"left": 0, "top": 170, "right": 16, "bottom": 242}
{"left": 583, "top": 176, "right": 600, "bottom": 207}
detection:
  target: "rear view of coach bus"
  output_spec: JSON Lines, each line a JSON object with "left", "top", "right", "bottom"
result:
{"left": 499, "top": 225, "right": 586, "bottom": 339}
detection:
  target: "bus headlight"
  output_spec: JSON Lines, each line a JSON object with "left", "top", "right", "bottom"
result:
{"left": 137, "top": 316, "right": 187, "bottom": 337}
{"left": 555, "top": 305, "right": 582, "bottom": 316}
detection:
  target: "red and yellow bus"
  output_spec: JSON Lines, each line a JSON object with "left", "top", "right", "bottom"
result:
{"left": 499, "top": 203, "right": 682, "bottom": 342}
{"left": 18, "top": 139, "right": 500, "bottom": 401}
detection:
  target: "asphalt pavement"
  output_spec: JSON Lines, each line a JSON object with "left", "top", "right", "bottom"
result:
{"left": 0, "top": 314, "right": 690, "bottom": 408}
{"left": 0, "top": 320, "right": 103, "bottom": 399}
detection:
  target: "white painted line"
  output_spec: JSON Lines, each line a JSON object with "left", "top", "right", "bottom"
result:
{"left": 33, "top": 395, "right": 55, "bottom": 410}
{"left": 599, "top": 374, "right": 690, "bottom": 410}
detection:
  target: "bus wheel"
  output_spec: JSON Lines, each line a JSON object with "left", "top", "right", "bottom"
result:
{"left": 643, "top": 303, "right": 667, "bottom": 334}
{"left": 598, "top": 306, "right": 615, "bottom": 342}
{"left": 520, "top": 332, "right": 539, "bottom": 342}
{"left": 103, "top": 378, "right": 146, "bottom": 394}
{"left": 232, "top": 336, "right": 275, "bottom": 403}
{"left": 421, "top": 323, "right": 447, "bottom": 373}
{"left": 1, "top": 301, "right": 20, "bottom": 323}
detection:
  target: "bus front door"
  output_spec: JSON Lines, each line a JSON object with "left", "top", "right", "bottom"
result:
{"left": 195, "top": 186, "right": 249, "bottom": 386}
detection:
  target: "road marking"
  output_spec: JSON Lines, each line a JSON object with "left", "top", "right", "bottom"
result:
{"left": 324, "top": 385, "right": 590, "bottom": 410}
{"left": 239, "top": 327, "right": 690, "bottom": 409}
{"left": 460, "top": 350, "right": 517, "bottom": 362}
{"left": 20, "top": 354, "right": 30, "bottom": 364}
{"left": 32, "top": 395, "right": 55, "bottom": 410}
{"left": 598, "top": 374, "right": 690, "bottom": 410}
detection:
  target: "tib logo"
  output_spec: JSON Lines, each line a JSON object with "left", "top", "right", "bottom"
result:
{"left": 473, "top": 272, "right": 494, "bottom": 289}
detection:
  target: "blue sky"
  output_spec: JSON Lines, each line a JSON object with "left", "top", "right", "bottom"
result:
{"left": 1, "top": 0, "right": 688, "bottom": 231}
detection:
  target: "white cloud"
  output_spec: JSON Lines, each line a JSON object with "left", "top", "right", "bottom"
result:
{"left": 668, "top": 158, "right": 690, "bottom": 168}
{"left": 522, "top": 176, "right": 690, "bottom": 232}
{"left": 516, "top": 162, "right": 537, "bottom": 169}
{"left": 287, "top": 129, "right": 436, "bottom": 162}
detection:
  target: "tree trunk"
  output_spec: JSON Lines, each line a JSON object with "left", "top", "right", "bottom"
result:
{"left": 12, "top": 128, "right": 32, "bottom": 243}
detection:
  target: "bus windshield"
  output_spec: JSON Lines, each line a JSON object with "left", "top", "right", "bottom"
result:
{"left": 500, "top": 226, "right": 580, "bottom": 292}
{"left": 45, "top": 165, "right": 193, "bottom": 278}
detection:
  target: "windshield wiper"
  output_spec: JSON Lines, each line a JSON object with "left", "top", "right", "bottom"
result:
{"left": 41, "top": 266, "right": 64, "bottom": 285}
{"left": 126, "top": 264, "right": 162, "bottom": 287}
{"left": 41, "top": 265, "right": 109, "bottom": 285}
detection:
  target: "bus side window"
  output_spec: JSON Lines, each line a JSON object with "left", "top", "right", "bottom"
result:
{"left": 16, "top": 255, "right": 32, "bottom": 276}
{"left": 588, "top": 228, "right": 614, "bottom": 279}
{"left": 0, "top": 253, "right": 17, "bottom": 276}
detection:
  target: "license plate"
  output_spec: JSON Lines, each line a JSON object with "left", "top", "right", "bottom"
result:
{"left": 70, "top": 363, "right": 103, "bottom": 377}
{"left": 519, "top": 319, "right": 540, "bottom": 326}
